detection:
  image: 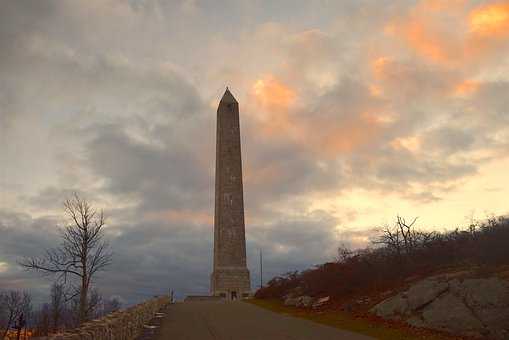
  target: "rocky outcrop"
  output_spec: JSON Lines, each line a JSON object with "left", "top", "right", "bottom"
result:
{"left": 284, "top": 295, "right": 314, "bottom": 307}
{"left": 296, "top": 296, "right": 314, "bottom": 307}
{"left": 36, "top": 296, "right": 170, "bottom": 340}
{"left": 284, "top": 296, "right": 300, "bottom": 306}
{"left": 371, "top": 276, "right": 509, "bottom": 339}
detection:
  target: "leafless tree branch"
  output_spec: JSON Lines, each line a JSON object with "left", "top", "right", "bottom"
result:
{"left": 19, "top": 193, "right": 112, "bottom": 325}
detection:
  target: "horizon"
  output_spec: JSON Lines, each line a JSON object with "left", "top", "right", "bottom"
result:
{"left": 1, "top": 0, "right": 509, "bottom": 307}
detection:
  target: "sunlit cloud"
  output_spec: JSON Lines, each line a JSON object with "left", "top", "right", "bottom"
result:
{"left": 368, "top": 84, "right": 383, "bottom": 97}
{"left": 144, "top": 209, "right": 213, "bottom": 225}
{"left": 453, "top": 79, "right": 480, "bottom": 97}
{"left": 252, "top": 75, "right": 296, "bottom": 111}
{"left": 1, "top": 0, "right": 509, "bottom": 304}
{"left": 0, "top": 262, "right": 8, "bottom": 273}
{"left": 250, "top": 74, "right": 301, "bottom": 138}
{"left": 371, "top": 57, "right": 391, "bottom": 78}
{"left": 384, "top": 1, "right": 509, "bottom": 68}
{"left": 321, "top": 126, "right": 379, "bottom": 154}
{"left": 470, "top": 2, "right": 509, "bottom": 36}
{"left": 390, "top": 136, "right": 421, "bottom": 153}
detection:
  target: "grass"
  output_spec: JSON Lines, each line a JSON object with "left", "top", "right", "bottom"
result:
{"left": 246, "top": 299, "right": 466, "bottom": 340}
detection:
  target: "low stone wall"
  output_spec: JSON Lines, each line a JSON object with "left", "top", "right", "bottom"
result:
{"left": 184, "top": 295, "right": 224, "bottom": 302}
{"left": 36, "top": 296, "right": 170, "bottom": 340}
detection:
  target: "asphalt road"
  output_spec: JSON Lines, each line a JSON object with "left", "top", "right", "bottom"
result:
{"left": 154, "top": 301, "right": 374, "bottom": 340}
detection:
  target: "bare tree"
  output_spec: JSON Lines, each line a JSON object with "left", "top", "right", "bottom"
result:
{"left": 373, "top": 215, "right": 418, "bottom": 260}
{"left": 103, "top": 297, "right": 122, "bottom": 315}
{"left": 87, "top": 289, "right": 103, "bottom": 319}
{"left": 337, "top": 244, "right": 354, "bottom": 263}
{"left": 34, "top": 304, "right": 51, "bottom": 337}
{"left": 20, "top": 194, "right": 112, "bottom": 324}
{"left": 374, "top": 215, "right": 439, "bottom": 261}
{"left": 397, "top": 216, "right": 419, "bottom": 254}
{"left": 50, "top": 283, "right": 65, "bottom": 332}
{"left": 374, "top": 222, "right": 403, "bottom": 258}
{"left": 0, "top": 290, "right": 32, "bottom": 339}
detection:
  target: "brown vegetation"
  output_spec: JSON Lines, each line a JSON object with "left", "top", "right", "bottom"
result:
{"left": 256, "top": 215, "right": 509, "bottom": 300}
{"left": 0, "top": 291, "right": 32, "bottom": 339}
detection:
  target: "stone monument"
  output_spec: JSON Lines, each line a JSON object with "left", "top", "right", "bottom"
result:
{"left": 210, "top": 88, "right": 251, "bottom": 300}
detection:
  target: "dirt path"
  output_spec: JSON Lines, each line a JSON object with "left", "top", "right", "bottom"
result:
{"left": 154, "top": 301, "right": 374, "bottom": 340}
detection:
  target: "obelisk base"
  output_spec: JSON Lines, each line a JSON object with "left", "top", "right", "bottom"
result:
{"left": 211, "top": 267, "right": 251, "bottom": 301}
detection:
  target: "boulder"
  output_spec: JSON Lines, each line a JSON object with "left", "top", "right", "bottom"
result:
{"left": 405, "top": 278, "right": 448, "bottom": 310}
{"left": 370, "top": 293, "right": 409, "bottom": 319}
{"left": 312, "top": 296, "right": 330, "bottom": 309}
{"left": 371, "top": 277, "right": 448, "bottom": 319}
{"left": 297, "top": 296, "right": 314, "bottom": 307}
{"left": 406, "top": 315, "right": 425, "bottom": 328}
{"left": 421, "top": 293, "right": 484, "bottom": 336}
{"left": 370, "top": 276, "right": 509, "bottom": 339}
{"left": 451, "top": 278, "right": 509, "bottom": 309}
{"left": 453, "top": 278, "right": 509, "bottom": 332}
{"left": 284, "top": 296, "right": 300, "bottom": 306}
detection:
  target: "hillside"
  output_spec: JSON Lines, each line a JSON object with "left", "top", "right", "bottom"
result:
{"left": 255, "top": 216, "right": 509, "bottom": 339}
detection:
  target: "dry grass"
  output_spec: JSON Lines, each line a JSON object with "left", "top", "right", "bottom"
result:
{"left": 246, "top": 299, "right": 468, "bottom": 340}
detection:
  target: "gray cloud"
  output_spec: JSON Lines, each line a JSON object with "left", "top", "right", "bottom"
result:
{"left": 2, "top": 0, "right": 509, "bottom": 306}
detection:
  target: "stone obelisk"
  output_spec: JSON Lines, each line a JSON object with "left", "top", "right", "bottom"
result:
{"left": 210, "top": 88, "right": 251, "bottom": 300}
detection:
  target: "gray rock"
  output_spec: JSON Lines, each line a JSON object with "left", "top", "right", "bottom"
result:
{"left": 297, "top": 296, "right": 314, "bottom": 307}
{"left": 405, "top": 278, "right": 448, "bottom": 310}
{"left": 406, "top": 315, "right": 425, "bottom": 328}
{"left": 370, "top": 294, "right": 409, "bottom": 319}
{"left": 452, "top": 278, "right": 509, "bottom": 333}
{"left": 371, "top": 276, "right": 509, "bottom": 338}
{"left": 371, "top": 278, "right": 448, "bottom": 318}
{"left": 421, "top": 293, "right": 484, "bottom": 335}
{"left": 454, "top": 278, "right": 509, "bottom": 309}
{"left": 284, "top": 296, "right": 299, "bottom": 306}
{"left": 477, "top": 307, "right": 509, "bottom": 331}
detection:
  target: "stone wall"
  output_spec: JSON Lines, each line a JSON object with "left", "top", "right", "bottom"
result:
{"left": 35, "top": 296, "right": 170, "bottom": 340}
{"left": 184, "top": 295, "right": 224, "bottom": 302}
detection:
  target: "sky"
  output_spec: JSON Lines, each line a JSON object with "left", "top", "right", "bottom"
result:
{"left": 1, "top": 0, "right": 509, "bottom": 305}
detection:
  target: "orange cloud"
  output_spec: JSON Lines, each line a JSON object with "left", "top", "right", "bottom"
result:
{"left": 406, "top": 21, "right": 452, "bottom": 64}
{"left": 250, "top": 75, "right": 301, "bottom": 137}
{"left": 470, "top": 2, "right": 509, "bottom": 36}
{"left": 420, "top": 0, "right": 466, "bottom": 12}
{"left": 453, "top": 79, "right": 479, "bottom": 97}
{"left": 252, "top": 75, "right": 296, "bottom": 111}
{"left": 144, "top": 209, "right": 213, "bottom": 225}
{"left": 390, "top": 136, "right": 421, "bottom": 153}
{"left": 386, "top": 16, "right": 460, "bottom": 66}
{"left": 249, "top": 75, "right": 384, "bottom": 158}
{"left": 369, "top": 84, "right": 383, "bottom": 97}
{"left": 244, "top": 163, "right": 281, "bottom": 187}
{"left": 320, "top": 118, "right": 381, "bottom": 155}
{"left": 384, "top": 1, "right": 509, "bottom": 67}
{"left": 371, "top": 57, "right": 390, "bottom": 78}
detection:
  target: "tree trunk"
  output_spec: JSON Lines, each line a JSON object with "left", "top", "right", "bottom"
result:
{"left": 2, "top": 312, "right": 14, "bottom": 339}
{"left": 79, "top": 274, "right": 88, "bottom": 324}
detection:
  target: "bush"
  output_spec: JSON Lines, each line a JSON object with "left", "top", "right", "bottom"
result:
{"left": 255, "top": 216, "right": 509, "bottom": 300}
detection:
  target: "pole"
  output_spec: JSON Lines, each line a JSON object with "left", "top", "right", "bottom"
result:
{"left": 259, "top": 249, "right": 263, "bottom": 289}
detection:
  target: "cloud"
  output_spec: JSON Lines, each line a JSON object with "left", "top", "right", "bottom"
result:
{"left": 469, "top": 2, "right": 509, "bottom": 37}
{"left": 1, "top": 0, "right": 509, "bottom": 306}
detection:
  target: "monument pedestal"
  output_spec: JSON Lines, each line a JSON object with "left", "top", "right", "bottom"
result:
{"left": 211, "top": 267, "right": 250, "bottom": 300}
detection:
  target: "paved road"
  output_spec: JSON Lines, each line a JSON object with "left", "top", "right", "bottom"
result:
{"left": 154, "top": 301, "right": 373, "bottom": 340}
